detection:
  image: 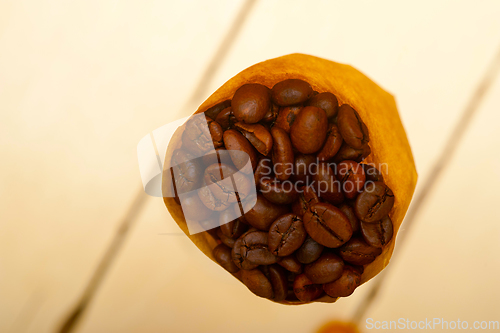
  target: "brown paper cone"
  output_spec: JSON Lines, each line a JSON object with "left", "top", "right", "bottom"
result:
{"left": 162, "top": 53, "right": 417, "bottom": 304}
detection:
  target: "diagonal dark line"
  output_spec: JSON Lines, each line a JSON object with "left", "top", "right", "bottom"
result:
{"left": 352, "top": 44, "right": 500, "bottom": 325}
{"left": 56, "top": 1, "right": 258, "bottom": 332}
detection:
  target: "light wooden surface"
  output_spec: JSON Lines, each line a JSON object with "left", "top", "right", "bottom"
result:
{"left": 1, "top": 1, "right": 500, "bottom": 332}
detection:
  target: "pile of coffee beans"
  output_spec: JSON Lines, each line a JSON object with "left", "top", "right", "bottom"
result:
{"left": 172, "top": 78, "right": 395, "bottom": 303}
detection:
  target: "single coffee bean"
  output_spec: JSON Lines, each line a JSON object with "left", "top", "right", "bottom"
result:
{"left": 317, "top": 124, "right": 343, "bottom": 162}
{"left": 296, "top": 236, "right": 324, "bottom": 264}
{"left": 338, "top": 204, "right": 360, "bottom": 234}
{"left": 304, "top": 252, "right": 344, "bottom": 284}
{"left": 198, "top": 182, "right": 232, "bottom": 211}
{"left": 223, "top": 129, "right": 258, "bottom": 171}
{"left": 360, "top": 215, "right": 393, "bottom": 248}
{"left": 306, "top": 92, "right": 339, "bottom": 119}
{"left": 180, "top": 192, "right": 214, "bottom": 221}
{"left": 355, "top": 181, "right": 395, "bottom": 222}
{"left": 293, "top": 273, "right": 324, "bottom": 302}
{"left": 271, "top": 126, "right": 294, "bottom": 181}
{"left": 260, "top": 178, "right": 299, "bottom": 205}
{"left": 271, "top": 79, "right": 313, "bottom": 106}
{"left": 292, "top": 154, "right": 316, "bottom": 183}
{"left": 241, "top": 268, "right": 273, "bottom": 299}
{"left": 303, "top": 202, "right": 353, "bottom": 248}
{"left": 337, "top": 104, "right": 370, "bottom": 149}
{"left": 290, "top": 106, "right": 328, "bottom": 154}
{"left": 278, "top": 255, "right": 303, "bottom": 274}
{"left": 204, "top": 99, "right": 232, "bottom": 120}
{"left": 339, "top": 237, "right": 382, "bottom": 265}
{"left": 232, "top": 83, "right": 271, "bottom": 123}
{"left": 323, "top": 265, "right": 361, "bottom": 297}
{"left": 215, "top": 107, "right": 237, "bottom": 130}
{"left": 201, "top": 148, "right": 234, "bottom": 168}
{"left": 333, "top": 142, "right": 371, "bottom": 163}
{"left": 313, "top": 163, "right": 344, "bottom": 205}
{"left": 362, "top": 163, "right": 384, "bottom": 182}
{"left": 261, "top": 265, "right": 288, "bottom": 301}
{"left": 337, "top": 160, "right": 366, "bottom": 199}
{"left": 235, "top": 122, "right": 273, "bottom": 156}
{"left": 242, "top": 194, "right": 289, "bottom": 231}
{"left": 213, "top": 243, "right": 240, "bottom": 273}
{"left": 206, "top": 116, "right": 224, "bottom": 148}
{"left": 182, "top": 115, "right": 215, "bottom": 154}
{"left": 274, "top": 105, "right": 303, "bottom": 133}
{"left": 254, "top": 157, "right": 273, "bottom": 189}
{"left": 217, "top": 228, "right": 236, "bottom": 248}
{"left": 220, "top": 215, "right": 247, "bottom": 239}
{"left": 171, "top": 149, "right": 203, "bottom": 194}
{"left": 262, "top": 103, "right": 279, "bottom": 123}
{"left": 268, "top": 214, "right": 307, "bottom": 256}
{"left": 242, "top": 230, "right": 278, "bottom": 265}
{"left": 292, "top": 185, "right": 319, "bottom": 216}
{"left": 204, "top": 163, "right": 252, "bottom": 202}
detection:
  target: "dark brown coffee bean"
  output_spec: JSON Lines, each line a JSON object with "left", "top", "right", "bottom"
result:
{"left": 171, "top": 149, "right": 203, "bottom": 194}
{"left": 339, "top": 237, "right": 382, "bottom": 265}
{"left": 304, "top": 252, "right": 344, "bottom": 284}
{"left": 220, "top": 215, "right": 247, "bottom": 239}
{"left": 296, "top": 236, "right": 324, "bottom": 264}
{"left": 333, "top": 142, "right": 371, "bottom": 163}
{"left": 204, "top": 99, "right": 232, "bottom": 120}
{"left": 337, "top": 160, "right": 366, "bottom": 199}
{"left": 338, "top": 204, "right": 360, "bottom": 234}
{"left": 303, "top": 203, "right": 353, "bottom": 248}
{"left": 271, "top": 127, "right": 294, "bottom": 181}
{"left": 292, "top": 154, "right": 316, "bottom": 183}
{"left": 242, "top": 194, "right": 289, "bottom": 231}
{"left": 271, "top": 79, "right": 313, "bottom": 106}
{"left": 232, "top": 83, "right": 271, "bottom": 123}
{"left": 277, "top": 255, "right": 303, "bottom": 274}
{"left": 241, "top": 268, "right": 273, "bottom": 298}
{"left": 206, "top": 116, "right": 224, "bottom": 148}
{"left": 360, "top": 215, "right": 393, "bottom": 248}
{"left": 254, "top": 158, "right": 273, "bottom": 189}
{"left": 223, "top": 129, "right": 258, "bottom": 171}
{"left": 215, "top": 107, "right": 237, "bottom": 130}
{"left": 232, "top": 231, "right": 276, "bottom": 269}
{"left": 204, "top": 163, "right": 252, "bottom": 202}
{"left": 313, "top": 163, "right": 344, "bottom": 205}
{"left": 262, "top": 103, "right": 279, "bottom": 123}
{"left": 323, "top": 265, "right": 361, "bottom": 297}
{"left": 337, "top": 104, "right": 370, "bottom": 149}
{"left": 293, "top": 273, "right": 324, "bottom": 302}
{"left": 198, "top": 183, "right": 232, "bottom": 211}
{"left": 201, "top": 148, "right": 234, "bottom": 168}
{"left": 290, "top": 106, "right": 328, "bottom": 154}
{"left": 213, "top": 244, "right": 239, "bottom": 273}
{"left": 292, "top": 185, "right": 319, "bottom": 216}
{"left": 274, "top": 105, "right": 303, "bottom": 133}
{"left": 180, "top": 192, "right": 214, "bottom": 221}
{"left": 362, "top": 163, "right": 384, "bottom": 182}
{"left": 306, "top": 92, "right": 339, "bottom": 119}
{"left": 261, "top": 265, "right": 288, "bottom": 301}
{"left": 182, "top": 115, "right": 216, "bottom": 154}
{"left": 268, "top": 214, "right": 307, "bottom": 256}
{"left": 355, "top": 181, "right": 395, "bottom": 223}
{"left": 260, "top": 178, "right": 299, "bottom": 205}
{"left": 235, "top": 122, "right": 273, "bottom": 156}
{"left": 317, "top": 124, "right": 343, "bottom": 162}
{"left": 217, "top": 228, "right": 236, "bottom": 248}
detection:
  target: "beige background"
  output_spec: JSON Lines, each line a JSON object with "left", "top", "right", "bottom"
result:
{"left": 1, "top": 1, "right": 500, "bottom": 332}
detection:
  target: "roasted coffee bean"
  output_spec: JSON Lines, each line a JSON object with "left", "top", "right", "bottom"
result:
{"left": 271, "top": 127, "right": 294, "bottom": 181}
{"left": 223, "top": 129, "right": 258, "bottom": 171}
{"left": 306, "top": 92, "right": 339, "bottom": 119}
{"left": 171, "top": 149, "right": 202, "bottom": 194}
{"left": 198, "top": 182, "right": 232, "bottom": 211}
{"left": 232, "top": 83, "right": 271, "bottom": 123}
{"left": 242, "top": 194, "right": 289, "bottom": 231}
{"left": 204, "top": 99, "right": 232, "bottom": 120}
{"left": 339, "top": 237, "right": 382, "bottom": 265}
{"left": 235, "top": 122, "right": 273, "bottom": 156}
{"left": 303, "top": 203, "right": 353, "bottom": 248}
{"left": 260, "top": 178, "right": 299, "bottom": 205}
{"left": 201, "top": 148, "right": 234, "bottom": 168}
{"left": 213, "top": 244, "right": 239, "bottom": 273}
{"left": 290, "top": 106, "right": 328, "bottom": 154}
{"left": 355, "top": 181, "right": 395, "bottom": 222}
{"left": 241, "top": 268, "right": 273, "bottom": 298}
{"left": 233, "top": 230, "right": 278, "bottom": 267}
{"left": 296, "top": 236, "right": 324, "bottom": 264}
{"left": 338, "top": 204, "right": 360, "bottom": 234}
{"left": 206, "top": 116, "right": 224, "bottom": 148}
{"left": 182, "top": 115, "right": 216, "bottom": 154}
{"left": 272, "top": 79, "right": 313, "bottom": 106}
{"left": 274, "top": 105, "right": 303, "bottom": 133}
{"left": 360, "top": 215, "right": 393, "bottom": 248}
{"left": 337, "top": 160, "right": 366, "bottom": 199}
{"left": 261, "top": 265, "right": 288, "bottom": 301}
{"left": 317, "top": 124, "right": 343, "bottom": 162}
{"left": 292, "top": 154, "right": 316, "bottom": 183}
{"left": 292, "top": 186, "right": 319, "bottom": 216}
{"left": 304, "top": 252, "right": 344, "bottom": 284}
{"left": 323, "top": 265, "right": 361, "bottom": 297}
{"left": 254, "top": 158, "right": 273, "bottom": 189}
{"left": 181, "top": 192, "right": 214, "bottom": 221}
{"left": 215, "top": 107, "right": 237, "bottom": 130}
{"left": 204, "top": 163, "right": 252, "bottom": 202}
{"left": 217, "top": 228, "right": 236, "bottom": 248}
{"left": 262, "top": 103, "right": 279, "bottom": 123}
{"left": 333, "top": 142, "right": 371, "bottom": 163}
{"left": 268, "top": 214, "right": 307, "bottom": 256}
{"left": 337, "top": 104, "right": 370, "bottom": 149}
{"left": 277, "top": 255, "right": 303, "bottom": 274}
{"left": 293, "top": 273, "right": 324, "bottom": 302}
{"left": 220, "top": 215, "right": 247, "bottom": 239}
{"left": 313, "top": 163, "right": 344, "bottom": 205}
{"left": 362, "top": 163, "right": 384, "bottom": 182}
